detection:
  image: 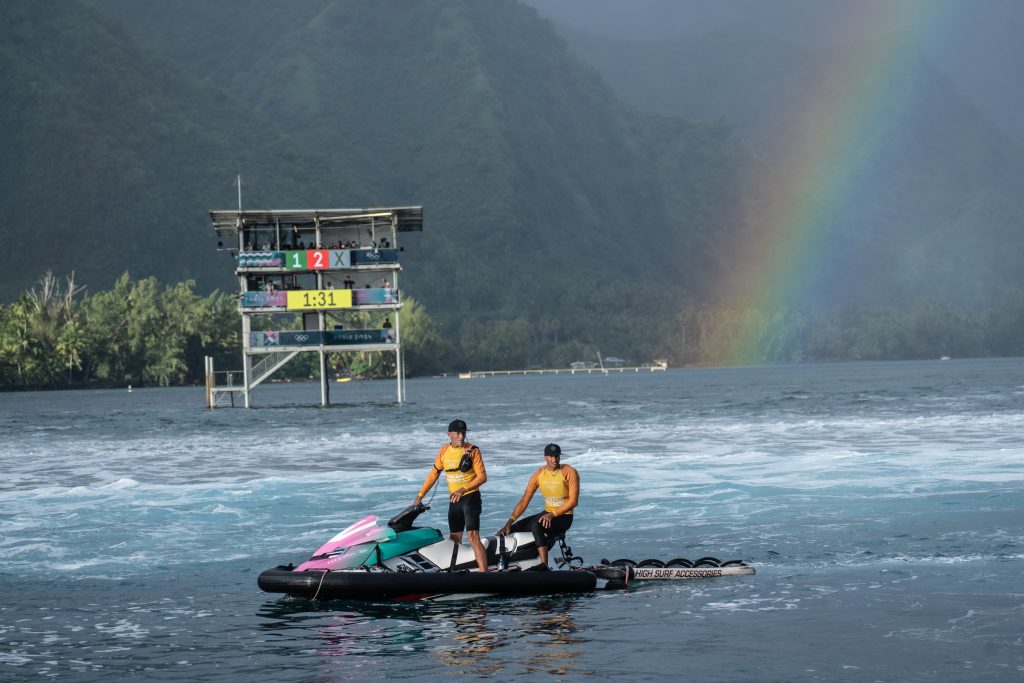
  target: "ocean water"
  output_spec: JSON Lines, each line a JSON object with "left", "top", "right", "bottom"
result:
{"left": 1, "top": 359, "right": 1022, "bottom": 682}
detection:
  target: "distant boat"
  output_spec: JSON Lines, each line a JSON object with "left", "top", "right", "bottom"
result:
{"left": 940, "top": 356, "right": 951, "bottom": 361}
{"left": 458, "top": 372, "right": 473, "bottom": 380}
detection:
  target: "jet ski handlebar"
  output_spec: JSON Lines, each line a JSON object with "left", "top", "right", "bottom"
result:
{"left": 387, "top": 502, "right": 430, "bottom": 532}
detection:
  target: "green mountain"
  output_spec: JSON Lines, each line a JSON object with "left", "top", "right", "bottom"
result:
{"left": 0, "top": 1, "right": 363, "bottom": 295}
{"left": 7, "top": 1, "right": 1024, "bottom": 368}
{"left": 81, "top": 0, "right": 753, "bottom": 338}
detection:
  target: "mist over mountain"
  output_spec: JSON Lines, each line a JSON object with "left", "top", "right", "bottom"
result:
{"left": 921, "top": 6, "right": 1024, "bottom": 147}
{"left": 522, "top": 15, "right": 1024, "bottom": 309}
{"left": 525, "top": 0, "right": 1024, "bottom": 146}
{"left": 523, "top": 0, "right": 922, "bottom": 43}
{"left": 3, "top": 0, "right": 1024, "bottom": 368}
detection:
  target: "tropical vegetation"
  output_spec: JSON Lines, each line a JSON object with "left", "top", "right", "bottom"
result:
{"left": 4, "top": 273, "right": 1023, "bottom": 390}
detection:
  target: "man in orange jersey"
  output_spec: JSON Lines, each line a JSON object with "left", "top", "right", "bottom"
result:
{"left": 413, "top": 419, "right": 489, "bottom": 572}
{"left": 498, "top": 443, "right": 579, "bottom": 570}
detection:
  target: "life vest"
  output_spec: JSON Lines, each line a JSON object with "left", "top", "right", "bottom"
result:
{"left": 439, "top": 444, "right": 480, "bottom": 494}
{"left": 538, "top": 467, "right": 573, "bottom": 515}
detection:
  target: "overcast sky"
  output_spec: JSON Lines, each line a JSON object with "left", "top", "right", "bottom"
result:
{"left": 522, "top": 0, "right": 933, "bottom": 43}
{"left": 522, "top": 0, "right": 1024, "bottom": 144}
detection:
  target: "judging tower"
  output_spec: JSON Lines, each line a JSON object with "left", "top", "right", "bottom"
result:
{"left": 206, "top": 207, "right": 422, "bottom": 407}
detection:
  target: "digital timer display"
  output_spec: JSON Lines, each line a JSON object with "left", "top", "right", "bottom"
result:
{"left": 285, "top": 289, "right": 353, "bottom": 310}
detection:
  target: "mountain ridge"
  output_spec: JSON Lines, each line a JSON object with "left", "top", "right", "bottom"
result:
{"left": 1, "top": 0, "right": 357, "bottom": 295}
{"left": 5, "top": 0, "right": 1024, "bottom": 367}
{"left": 5, "top": 0, "right": 758, "bottom": 367}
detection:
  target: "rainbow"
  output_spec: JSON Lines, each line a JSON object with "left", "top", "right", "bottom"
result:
{"left": 709, "top": 1, "right": 952, "bottom": 365}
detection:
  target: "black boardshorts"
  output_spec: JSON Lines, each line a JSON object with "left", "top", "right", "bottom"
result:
{"left": 448, "top": 490, "right": 482, "bottom": 533}
{"left": 511, "top": 511, "right": 573, "bottom": 549}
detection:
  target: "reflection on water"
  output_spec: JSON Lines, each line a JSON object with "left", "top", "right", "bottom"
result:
{"left": 430, "top": 604, "right": 508, "bottom": 675}
{"left": 256, "top": 594, "right": 593, "bottom": 678}
{"left": 518, "top": 597, "right": 592, "bottom": 678}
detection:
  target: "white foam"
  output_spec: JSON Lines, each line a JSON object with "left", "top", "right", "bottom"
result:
{"left": 0, "top": 652, "right": 33, "bottom": 665}
{"left": 208, "top": 504, "right": 244, "bottom": 515}
{"left": 93, "top": 619, "right": 147, "bottom": 639}
{"left": 51, "top": 558, "right": 111, "bottom": 571}
{"left": 101, "top": 478, "right": 139, "bottom": 490}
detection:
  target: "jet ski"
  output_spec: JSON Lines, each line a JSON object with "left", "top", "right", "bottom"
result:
{"left": 257, "top": 503, "right": 754, "bottom": 602}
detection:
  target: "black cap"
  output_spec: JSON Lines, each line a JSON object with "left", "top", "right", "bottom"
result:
{"left": 448, "top": 419, "right": 468, "bottom": 433}
{"left": 544, "top": 443, "right": 561, "bottom": 457}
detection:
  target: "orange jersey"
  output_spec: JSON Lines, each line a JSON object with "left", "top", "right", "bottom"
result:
{"left": 513, "top": 464, "right": 579, "bottom": 517}
{"left": 418, "top": 443, "right": 487, "bottom": 497}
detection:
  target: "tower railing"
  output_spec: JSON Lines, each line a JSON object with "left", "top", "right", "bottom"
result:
{"left": 250, "top": 350, "right": 301, "bottom": 388}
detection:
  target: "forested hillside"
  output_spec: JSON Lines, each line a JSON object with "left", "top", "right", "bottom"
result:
{"left": 5, "top": 0, "right": 755, "bottom": 366}
{"left": 93, "top": 0, "right": 751, "bottom": 310}
{"left": 3, "top": 1, "right": 1023, "bottom": 376}
{"left": 0, "top": 2, "right": 360, "bottom": 295}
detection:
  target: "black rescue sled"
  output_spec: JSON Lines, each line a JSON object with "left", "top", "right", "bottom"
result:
{"left": 257, "top": 504, "right": 754, "bottom": 602}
